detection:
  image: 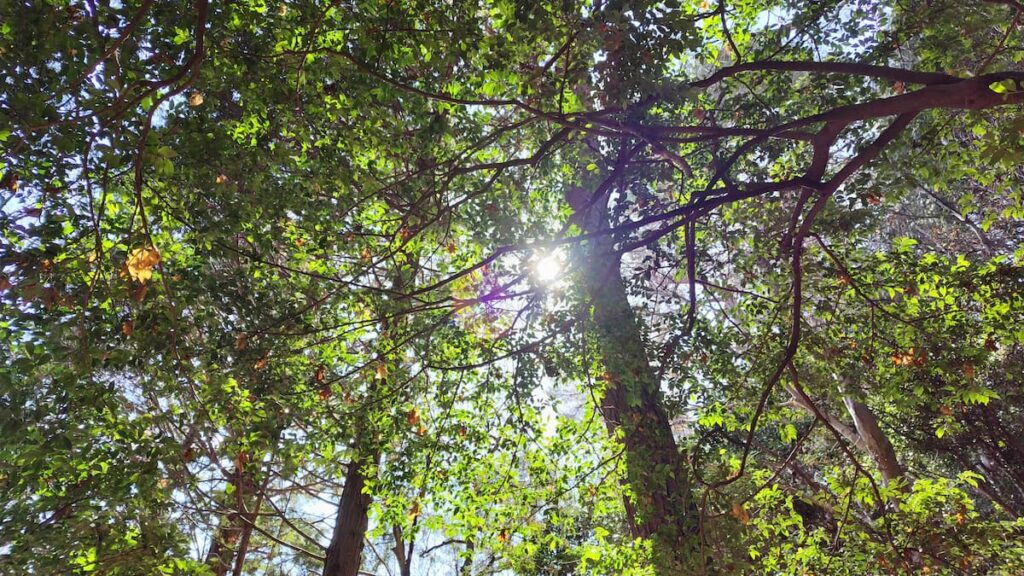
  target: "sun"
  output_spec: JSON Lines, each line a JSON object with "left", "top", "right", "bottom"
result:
{"left": 533, "top": 252, "right": 564, "bottom": 284}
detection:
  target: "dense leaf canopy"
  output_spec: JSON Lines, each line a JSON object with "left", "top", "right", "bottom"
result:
{"left": 2, "top": 0, "right": 1024, "bottom": 574}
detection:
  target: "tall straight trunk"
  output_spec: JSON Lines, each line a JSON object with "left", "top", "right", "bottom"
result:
{"left": 569, "top": 186, "right": 698, "bottom": 573}
{"left": 322, "top": 456, "right": 376, "bottom": 576}
{"left": 322, "top": 248, "right": 419, "bottom": 576}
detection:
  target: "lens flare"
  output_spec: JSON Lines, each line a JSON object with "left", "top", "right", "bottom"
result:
{"left": 533, "top": 252, "right": 563, "bottom": 284}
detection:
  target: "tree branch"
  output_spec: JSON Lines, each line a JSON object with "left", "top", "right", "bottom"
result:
{"left": 693, "top": 60, "right": 960, "bottom": 89}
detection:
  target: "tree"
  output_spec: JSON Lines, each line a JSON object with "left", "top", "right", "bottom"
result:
{"left": 3, "top": 0, "right": 1024, "bottom": 574}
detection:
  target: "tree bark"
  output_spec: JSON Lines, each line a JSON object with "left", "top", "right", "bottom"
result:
{"left": 322, "top": 247, "right": 419, "bottom": 576}
{"left": 460, "top": 540, "right": 475, "bottom": 576}
{"left": 787, "top": 384, "right": 903, "bottom": 484}
{"left": 569, "top": 184, "right": 698, "bottom": 573}
{"left": 205, "top": 463, "right": 258, "bottom": 576}
{"left": 322, "top": 457, "right": 376, "bottom": 576}
{"left": 842, "top": 397, "right": 903, "bottom": 483}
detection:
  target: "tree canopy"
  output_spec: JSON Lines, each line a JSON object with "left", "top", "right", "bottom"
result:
{"left": 2, "top": 0, "right": 1024, "bottom": 574}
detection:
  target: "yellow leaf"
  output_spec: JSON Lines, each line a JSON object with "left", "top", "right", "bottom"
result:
{"left": 188, "top": 92, "right": 204, "bottom": 106}
{"left": 126, "top": 247, "right": 160, "bottom": 283}
{"left": 375, "top": 363, "right": 388, "bottom": 379}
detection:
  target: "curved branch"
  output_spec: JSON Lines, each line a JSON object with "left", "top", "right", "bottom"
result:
{"left": 693, "top": 60, "right": 961, "bottom": 89}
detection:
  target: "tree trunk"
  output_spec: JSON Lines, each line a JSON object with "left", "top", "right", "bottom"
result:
{"left": 460, "top": 540, "right": 474, "bottom": 576}
{"left": 205, "top": 463, "right": 258, "bottom": 576}
{"left": 322, "top": 247, "right": 419, "bottom": 576}
{"left": 787, "top": 383, "right": 904, "bottom": 484}
{"left": 322, "top": 456, "right": 376, "bottom": 576}
{"left": 392, "top": 525, "right": 412, "bottom": 576}
{"left": 569, "top": 186, "right": 699, "bottom": 573}
{"left": 205, "top": 505, "right": 241, "bottom": 576}
{"left": 842, "top": 397, "right": 903, "bottom": 483}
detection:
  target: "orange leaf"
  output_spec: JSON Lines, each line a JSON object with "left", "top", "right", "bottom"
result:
{"left": 406, "top": 407, "right": 420, "bottom": 426}
{"left": 126, "top": 247, "right": 160, "bottom": 283}
{"left": 731, "top": 501, "right": 750, "bottom": 524}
